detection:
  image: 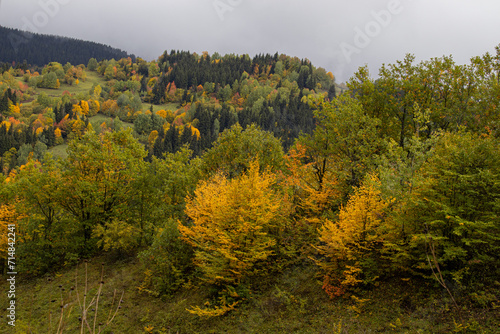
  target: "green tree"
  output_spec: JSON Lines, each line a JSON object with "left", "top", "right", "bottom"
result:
{"left": 200, "top": 124, "right": 285, "bottom": 178}
{"left": 133, "top": 113, "right": 153, "bottom": 134}
{"left": 14, "top": 158, "right": 77, "bottom": 274}
{"left": 348, "top": 54, "right": 481, "bottom": 147}
{"left": 56, "top": 129, "right": 147, "bottom": 254}
{"left": 40, "top": 71, "right": 60, "bottom": 89}
{"left": 300, "top": 95, "right": 384, "bottom": 202}
{"left": 138, "top": 219, "right": 194, "bottom": 296}
{"left": 469, "top": 45, "right": 500, "bottom": 136}
{"left": 404, "top": 132, "right": 500, "bottom": 290}
{"left": 87, "top": 58, "right": 98, "bottom": 71}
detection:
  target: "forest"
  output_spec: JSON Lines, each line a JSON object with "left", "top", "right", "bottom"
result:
{"left": 0, "top": 39, "right": 499, "bottom": 333}
{"left": 0, "top": 26, "right": 134, "bottom": 68}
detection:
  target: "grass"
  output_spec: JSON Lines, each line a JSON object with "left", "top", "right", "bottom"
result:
{"left": 1, "top": 256, "right": 498, "bottom": 334}
{"left": 89, "top": 114, "right": 134, "bottom": 130}
{"left": 142, "top": 102, "right": 180, "bottom": 113}
{"left": 48, "top": 144, "right": 69, "bottom": 160}
{"left": 20, "top": 71, "right": 105, "bottom": 101}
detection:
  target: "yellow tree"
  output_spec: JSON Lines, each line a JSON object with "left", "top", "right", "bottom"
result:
{"left": 93, "top": 84, "right": 102, "bottom": 99}
{"left": 0, "top": 202, "right": 25, "bottom": 262}
{"left": 148, "top": 130, "right": 159, "bottom": 149}
{"left": 80, "top": 100, "right": 90, "bottom": 116}
{"left": 179, "top": 161, "right": 287, "bottom": 287}
{"left": 315, "top": 175, "right": 394, "bottom": 297}
{"left": 155, "top": 109, "right": 167, "bottom": 119}
{"left": 54, "top": 127, "right": 64, "bottom": 144}
{"left": 9, "top": 104, "right": 20, "bottom": 115}
{"left": 88, "top": 100, "right": 100, "bottom": 116}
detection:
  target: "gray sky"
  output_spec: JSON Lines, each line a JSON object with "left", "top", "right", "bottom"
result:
{"left": 1, "top": 0, "right": 500, "bottom": 83}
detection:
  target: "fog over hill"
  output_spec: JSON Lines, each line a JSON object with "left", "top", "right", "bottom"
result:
{"left": 1, "top": 0, "right": 499, "bottom": 82}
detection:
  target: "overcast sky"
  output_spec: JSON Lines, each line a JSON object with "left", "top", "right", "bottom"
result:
{"left": 1, "top": 0, "right": 500, "bottom": 82}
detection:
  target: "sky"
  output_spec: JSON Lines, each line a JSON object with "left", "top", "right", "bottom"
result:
{"left": 1, "top": 0, "right": 500, "bottom": 83}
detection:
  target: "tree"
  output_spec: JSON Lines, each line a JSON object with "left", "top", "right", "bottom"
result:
{"left": 179, "top": 161, "right": 288, "bottom": 287}
{"left": 0, "top": 201, "right": 25, "bottom": 272}
{"left": 299, "top": 95, "right": 384, "bottom": 203}
{"left": 315, "top": 175, "right": 394, "bottom": 297}
{"left": 148, "top": 130, "right": 159, "bottom": 149}
{"left": 134, "top": 113, "right": 152, "bottom": 134}
{"left": 348, "top": 54, "right": 482, "bottom": 146}
{"left": 87, "top": 58, "right": 98, "bottom": 71}
{"left": 403, "top": 132, "right": 500, "bottom": 290}
{"left": 139, "top": 218, "right": 195, "bottom": 295}
{"left": 327, "top": 84, "right": 336, "bottom": 101}
{"left": 40, "top": 71, "right": 60, "bottom": 89}
{"left": 56, "top": 129, "right": 147, "bottom": 255}
{"left": 12, "top": 158, "right": 73, "bottom": 274}
{"left": 200, "top": 124, "right": 285, "bottom": 178}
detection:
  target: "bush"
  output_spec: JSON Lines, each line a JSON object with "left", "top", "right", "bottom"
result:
{"left": 138, "top": 219, "right": 194, "bottom": 296}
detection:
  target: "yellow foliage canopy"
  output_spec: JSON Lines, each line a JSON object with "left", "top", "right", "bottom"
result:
{"left": 180, "top": 161, "right": 287, "bottom": 286}
{"left": 316, "top": 175, "right": 394, "bottom": 292}
{"left": 284, "top": 143, "right": 340, "bottom": 218}
{"left": 156, "top": 109, "right": 167, "bottom": 119}
{"left": 1, "top": 121, "right": 11, "bottom": 131}
{"left": 9, "top": 104, "right": 20, "bottom": 114}
{"left": 0, "top": 202, "right": 25, "bottom": 259}
{"left": 148, "top": 130, "right": 159, "bottom": 148}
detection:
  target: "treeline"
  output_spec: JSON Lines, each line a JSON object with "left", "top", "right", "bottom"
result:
{"left": 0, "top": 26, "right": 134, "bottom": 67}
{"left": 150, "top": 50, "right": 334, "bottom": 103}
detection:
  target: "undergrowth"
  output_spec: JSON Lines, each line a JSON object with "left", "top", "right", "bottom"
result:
{"left": 1, "top": 256, "right": 498, "bottom": 333}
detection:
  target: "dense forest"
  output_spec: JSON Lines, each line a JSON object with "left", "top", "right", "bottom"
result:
{"left": 0, "top": 26, "right": 133, "bottom": 67}
{"left": 0, "top": 37, "right": 499, "bottom": 333}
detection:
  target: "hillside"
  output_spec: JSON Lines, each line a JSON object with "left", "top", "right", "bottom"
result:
{"left": 1, "top": 45, "right": 500, "bottom": 333}
{"left": 0, "top": 26, "right": 134, "bottom": 67}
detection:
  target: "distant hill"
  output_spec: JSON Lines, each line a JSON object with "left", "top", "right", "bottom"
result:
{"left": 0, "top": 26, "right": 135, "bottom": 66}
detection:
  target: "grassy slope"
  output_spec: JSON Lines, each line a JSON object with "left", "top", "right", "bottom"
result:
{"left": 142, "top": 103, "right": 180, "bottom": 113}
{"left": 33, "top": 71, "right": 103, "bottom": 99}
{"left": 88, "top": 114, "right": 134, "bottom": 129}
{"left": 47, "top": 143, "right": 69, "bottom": 160}
{"left": 1, "top": 256, "right": 498, "bottom": 334}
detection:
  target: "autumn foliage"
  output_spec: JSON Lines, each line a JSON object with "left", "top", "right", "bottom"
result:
{"left": 315, "top": 175, "right": 394, "bottom": 296}
{"left": 0, "top": 202, "right": 24, "bottom": 260}
{"left": 180, "top": 161, "right": 288, "bottom": 286}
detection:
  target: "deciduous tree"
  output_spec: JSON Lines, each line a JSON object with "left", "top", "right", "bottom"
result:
{"left": 180, "top": 161, "right": 288, "bottom": 286}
